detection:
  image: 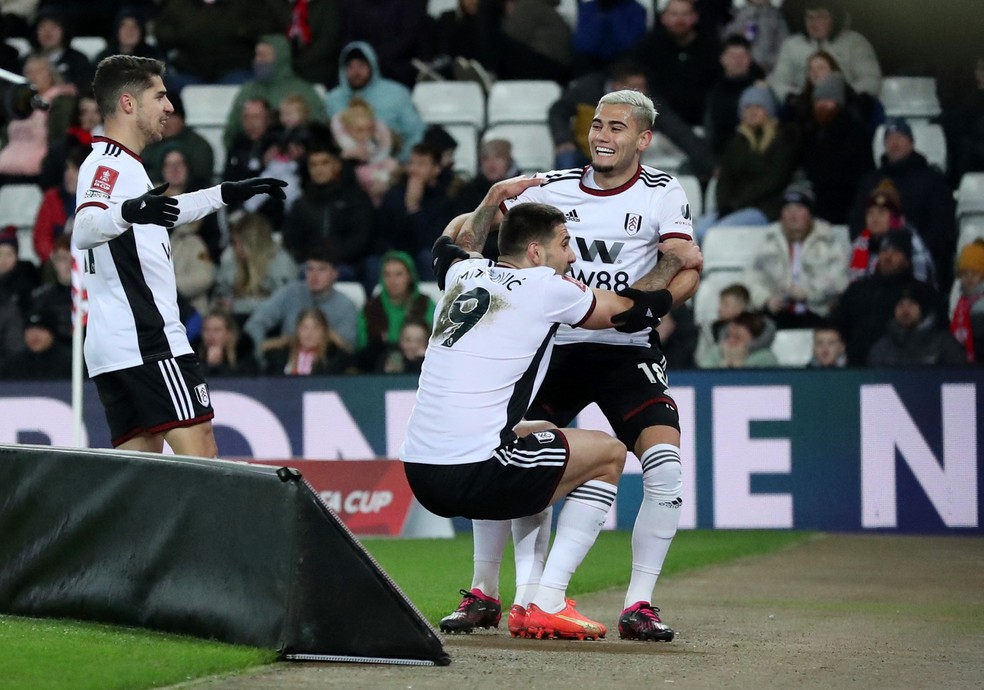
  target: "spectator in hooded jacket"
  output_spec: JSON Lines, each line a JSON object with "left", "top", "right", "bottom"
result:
{"left": 703, "top": 34, "right": 766, "bottom": 158}
{"left": 325, "top": 42, "right": 426, "bottom": 163}
{"left": 355, "top": 250, "right": 435, "bottom": 372}
{"left": 223, "top": 34, "right": 327, "bottom": 148}
{"left": 33, "top": 145, "right": 84, "bottom": 265}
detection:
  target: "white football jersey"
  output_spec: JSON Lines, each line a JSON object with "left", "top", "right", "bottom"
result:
{"left": 73, "top": 136, "right": 225, "bottom": 376}
{"left": 502, "top": 164, "right": 695, "bottom": 347}
{"left": 400, "top": 258, "right": 595, "bottom": 466}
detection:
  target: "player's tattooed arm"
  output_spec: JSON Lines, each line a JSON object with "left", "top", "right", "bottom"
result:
{"left": 632, "top": 241, "right": 703, "bottom": 292}
{"left": 452, "top": 175, "right": 544, "bottom": 253}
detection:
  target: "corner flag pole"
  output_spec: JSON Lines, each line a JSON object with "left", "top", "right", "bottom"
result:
{"left": 70, "top": 251, "right": 88, "bottom": 448}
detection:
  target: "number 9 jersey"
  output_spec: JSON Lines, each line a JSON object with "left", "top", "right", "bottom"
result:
{"left": 400, "top": 258, "right": 595, "bottom": 466}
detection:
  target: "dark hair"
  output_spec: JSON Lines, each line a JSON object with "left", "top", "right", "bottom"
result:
{"left": 720, "top": 283, "right": 750, "bottom": 303}
{"left": 722, "top": 34, "right": 752, "bottom": 51}
{"left": 92, "top": 55, "right": 166, "bottom": 118}
{"left": 731, "top": 310, "right": 767, "bottom": 338}
{"left": 608, "top": 59, "right": 647, "bottom": 82}
{"left": 410, "top": 142, "right": 443, "bottom": 165}
{"left": 498, "top": 203, "right": 566, "bottom": 257}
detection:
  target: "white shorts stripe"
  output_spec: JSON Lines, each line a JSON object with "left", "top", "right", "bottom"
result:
{"left": 493, "top": 446, "right": 566, "bottom": 469}
{"left": 159, "top": 359, "right": 191, "bottom": 420}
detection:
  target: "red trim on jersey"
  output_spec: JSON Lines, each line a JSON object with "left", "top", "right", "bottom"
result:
{"left": 571, "top": 294, "right": 597, "bottom": 328}
{"left": 77, "top": 201, "right": 109, "bottom": 211}
{"left": 111, "top": 412, "right": 215, "bottom": 447}
{"left": 91, "top": 135, "right": 143, "bottom": 162}
{"left": 578, "top": 165, "right": 642, "bottom": 196}
{"left": 660, "top": 232, "right": 693, "bottom": 242}
{"left": 624, "top": 396, "right": 677, "bottom": 421}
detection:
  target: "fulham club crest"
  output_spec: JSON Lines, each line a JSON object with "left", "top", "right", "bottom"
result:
{"left": 624, "top": 213, "right": 642, "bottom": 235}
{"left": 194, "top": 383, "right": 210, "bottom": 407}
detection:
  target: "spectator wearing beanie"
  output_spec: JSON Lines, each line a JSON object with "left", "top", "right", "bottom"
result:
{"left": 848, "top": 117, "right": 956, "bottom": 289}
{"left": 848, "top": 179, "right": 937, "bottom": 287}
{"left": 800, "top": 72, "right": 874, "bottom": 224}
{"left": 868, "top": 285, "right": 968, "bottom": 367}
{"left": 951, "top": 240, "right": 984, "bottom": 363}
{"left": 696, "top": 83, "right": 798, "bottom": 242}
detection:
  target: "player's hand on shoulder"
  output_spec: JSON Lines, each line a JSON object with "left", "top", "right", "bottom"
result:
{"left": 486, "top": 174, "right": 544, "bottom": 205}
{"left": 220, "top": 177, "right": 288, "bottom": 205}
{"left": 120, "top": 182, "right": 179, "bottom": 228}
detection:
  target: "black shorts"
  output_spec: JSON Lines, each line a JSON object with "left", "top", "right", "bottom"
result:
{"left": 527, "top": 342, "right": 679, "bottom": 448}
{"left": 403, "top": 430, "right": 569, "bottom": 520}
{"left": 94, "top": 354, "right": 214, "bottom": 447}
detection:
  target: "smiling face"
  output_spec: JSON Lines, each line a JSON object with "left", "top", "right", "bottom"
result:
{"left": 588, "top": 103, "right": 651, "bottom": 180}
{"left": 134, "top": 75, "right": 173, "bottom": 145}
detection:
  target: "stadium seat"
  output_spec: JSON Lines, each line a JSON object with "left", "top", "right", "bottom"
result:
{"left": 956, "top": 173, "right": 984, "bottom": 218}
{"left": 482, "top": 123, "right": 554, "bottom": 173}
{"left": 73, "top": 36, "right": 107, "bottom": 63}
{"left": 426, "top": 0, "right": 458, "bottom": 17}
{"left": 556, "top": 0, "right": 578, "bottom": 29}
{"left": 0, "top": 183, "right": 43, "bottom": 229}
{"left": 701, "top": 225, "right": 770, "bottom": 274}
{"left": 486, "top": 80, "right": 562, "bottom": 126}
{"left": 411, "top": 81, "right": 485, "bottom": 129}
{"left": 5, "top": 37, "right": 30, "bottom": 58}
{"left": 182, "top": 84, "right": 240, "bottom": 127}
{"left": 873, "top": 121, "right": 947, "bottom": 171}
{"left": 418, "top": 281, "right": 443, "bottom": 305}
{"left": 443, "top": 123, "right": 479, "bottom": 178}
{"left": 771, "top": 329, "right": 815, "bottom": 367}
{"left": 193, "top": 126, "right": 226, "bottom": 179}
{"left": 641, "top": 132, "right": 687, "bottom": 173}
{"left": 958, "top": 215, "right": 984, "bottom": 253}
{"left": 334, "top": 281, "right": 367, "bottom": 312}
{"left": 676, "top": 174, "right": 703, "bottom": 220}
{"left": 703, "top": 175, "right": 718, "bottom": 217}
{"left": 692, "top": 270, "right": 745, "bottom": 325}
{"left": 879, "top": 77, "right": 941, "bottom": 119}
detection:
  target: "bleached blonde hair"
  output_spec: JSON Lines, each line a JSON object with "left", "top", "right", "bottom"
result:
{"left": 596, "top": 89, "right": 657, "bottom": 130}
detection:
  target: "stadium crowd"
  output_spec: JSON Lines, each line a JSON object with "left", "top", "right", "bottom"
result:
{"left": 0, "top": 0, "right": 982, "bottom": 380}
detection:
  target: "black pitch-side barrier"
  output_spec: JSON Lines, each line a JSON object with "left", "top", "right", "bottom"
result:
{"left": 0, "top": 444, "right": 449, "bottom": 666}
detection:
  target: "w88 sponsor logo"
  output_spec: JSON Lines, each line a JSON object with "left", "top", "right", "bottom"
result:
{"left": 571, "top": 268, "right": 631, "bottom": 291}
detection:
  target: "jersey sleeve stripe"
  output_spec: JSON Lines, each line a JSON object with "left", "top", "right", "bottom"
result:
{"left": 571, "top": 294, "right": 597, "bottom": 328}
{"left": 660, "top": 231, "right": 694, "bottom": 242}
{"left": 77, "top": 201, "right": 109, "bottom": 211}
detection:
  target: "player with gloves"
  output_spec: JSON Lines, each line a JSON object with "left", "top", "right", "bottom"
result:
{"left": 72, "top": 55, "right": 287, "bottom": 458}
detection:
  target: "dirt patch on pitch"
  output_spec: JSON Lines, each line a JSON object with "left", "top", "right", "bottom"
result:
{"left": 181, "top": 534, "right": 984, "bottom": 690}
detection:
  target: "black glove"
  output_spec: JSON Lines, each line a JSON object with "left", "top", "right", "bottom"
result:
{"left": 220, "top": 177, "right": 288, "bottom": 205}
{"left": 120, "top": 183, "right": 178, "bottom": 228}
{"left": 611, "top": 288, "right": 673, "bottom": 333}
{"left": 432, "top": 235, "right": 469, "bottom": 291}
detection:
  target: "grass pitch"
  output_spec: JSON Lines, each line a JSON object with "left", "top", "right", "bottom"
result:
{"left": 0, "top": 530, "right": 812, "bottom": 690}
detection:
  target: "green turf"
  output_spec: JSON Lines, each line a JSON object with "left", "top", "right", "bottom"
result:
{"left": 0, "top": 616, "right": 276, "bottom": 690}
{"left": 0, "top": 529, "right": 813, "bottom": 690}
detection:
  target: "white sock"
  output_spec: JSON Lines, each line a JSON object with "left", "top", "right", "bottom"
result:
{"left": 511, "top": 507, "right": 552, "bottom": 606}
{"left": 624, "top": 444, "right": 682, "bottom": 609}
{"left": 533, "top": 480, "right": 617, "bottom": 614}
{"left": 471, "top": 519, "right": 511, "bottom": 599}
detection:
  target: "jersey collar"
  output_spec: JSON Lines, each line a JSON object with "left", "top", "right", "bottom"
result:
{"left": 579, "top": 164, "right": 642, "bottom": 197}
{"left": 92, "top": 135, "right": 143, "bottom": 162}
